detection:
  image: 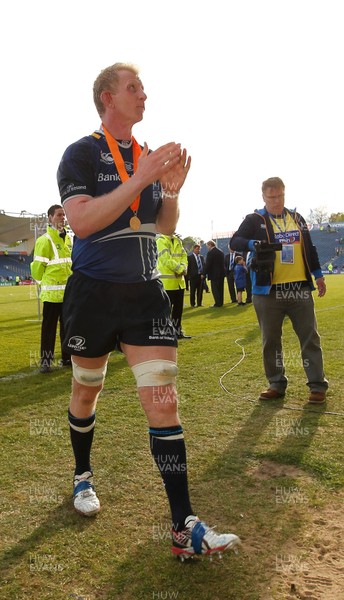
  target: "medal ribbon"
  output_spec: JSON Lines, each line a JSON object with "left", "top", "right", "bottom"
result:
{"left": 102, "top": 124, "right": 142, "bottom": 215}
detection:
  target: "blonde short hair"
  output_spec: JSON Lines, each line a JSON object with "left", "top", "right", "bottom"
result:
{"left": 93, "top": 62, "right": 139, "bottom": 117}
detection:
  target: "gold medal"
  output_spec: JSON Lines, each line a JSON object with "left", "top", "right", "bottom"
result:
{"left": 129, "top": 215, "right": 141, "bottom": 231}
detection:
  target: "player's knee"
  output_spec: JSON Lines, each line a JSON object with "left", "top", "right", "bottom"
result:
{"left": 72, "top": 387, "right": 100, "bottom": 407}
{"left": 139, "top": 386, "right": 179, "bottom": 421}
{"left": 131, "top": 359, "right": 178, "bottom": 388}
{"left": 72, "top": 359, "right": 108, "bottom": 390}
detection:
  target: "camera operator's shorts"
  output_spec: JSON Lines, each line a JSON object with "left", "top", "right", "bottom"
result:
{"left": 62, "top": 271, "right": 177, "bottom": 357}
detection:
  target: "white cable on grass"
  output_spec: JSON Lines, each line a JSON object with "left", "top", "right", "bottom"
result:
{"left": 219, "top": 337, "right": 344, "bottom": 417}
{"left": 219, "top": 338, "right": 246, "bottom": 395}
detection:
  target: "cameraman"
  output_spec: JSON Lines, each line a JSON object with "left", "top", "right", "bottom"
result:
{"left": 231, "top": 177, "right": 328, "bottom": 405}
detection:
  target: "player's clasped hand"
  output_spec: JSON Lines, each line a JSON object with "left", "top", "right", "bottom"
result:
{"left": 137, "top": 142, "right": 191, "bottom": 193}
{"left": 160, "top": 146, "right": 192, "bottom": 194}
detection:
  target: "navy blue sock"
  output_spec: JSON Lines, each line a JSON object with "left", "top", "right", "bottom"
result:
{"left": 149, "top": 425, "right": 193, "bottom": 531}
{"left": 68, "top": 409, "right": 95, "bottom": 476}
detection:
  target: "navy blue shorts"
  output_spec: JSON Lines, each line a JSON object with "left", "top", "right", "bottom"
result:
{"left": 62, "top": 271, "right": 177, "bottom": 357}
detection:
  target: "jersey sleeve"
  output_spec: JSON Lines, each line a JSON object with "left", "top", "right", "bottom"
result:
{"left": 57, "top": 136, "right": 99, "bottom": 203}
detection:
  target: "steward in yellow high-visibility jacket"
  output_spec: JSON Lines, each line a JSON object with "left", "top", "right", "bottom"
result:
{"left": 30, "top": 205, "right": 73, "bottom": 372}
{"left": 31, "top": 225, "right": 72, "bottom": 302}
{"left": 156, "top": 234, "right": 187, "bottom": 291}
{"left": 156, "top": 234, "right": 191, "bottom": 339}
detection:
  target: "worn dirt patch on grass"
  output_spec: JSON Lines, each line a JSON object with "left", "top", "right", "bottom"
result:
{"left": 248, "top": 459, "right": 344, "bottom": 599}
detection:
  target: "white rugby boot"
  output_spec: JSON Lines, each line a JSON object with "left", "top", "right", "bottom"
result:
{"left": 73, "top": 471, "right": 100, "bottom": 517}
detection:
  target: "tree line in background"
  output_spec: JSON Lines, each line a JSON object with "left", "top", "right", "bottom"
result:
{"left": 307, "top": 207, "right": 344, "bottom": 225}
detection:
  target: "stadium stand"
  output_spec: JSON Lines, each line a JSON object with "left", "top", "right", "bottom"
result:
{"left": 307, "top": 225, "right": 344, "bottom": 270}
{"left": 0, "top": 254, "right": 32, "bottom": 282}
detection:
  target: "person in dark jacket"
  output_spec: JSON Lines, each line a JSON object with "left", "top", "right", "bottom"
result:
{"left": 187, "top": 244, "right": 205, "bottom": 307}
{"left": 204, "top": 240, "right": 225, "bottom": 307}
{"left": 231, "top": 176, "right": 328, "bottom": 405}
{"left": 224, "top": 243, "right": 238, "bottom": 303}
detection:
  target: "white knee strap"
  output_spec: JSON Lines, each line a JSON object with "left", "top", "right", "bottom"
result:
{"left": 131, "top": 359, "right": 178, "bottom": 388}
{"left": 72, "top": 358, "right": 108, "bottom": 387}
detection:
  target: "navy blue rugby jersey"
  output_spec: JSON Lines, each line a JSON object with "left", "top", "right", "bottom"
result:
{"left": 57, "top": 130, "right": 162, "bottom": 283}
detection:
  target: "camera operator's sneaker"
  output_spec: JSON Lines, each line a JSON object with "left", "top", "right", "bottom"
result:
{"left": 172, "top": 515, "right": 240, "bottom": 561}
{"left": 73, "top": 471, "right": 100, "bottom": 517}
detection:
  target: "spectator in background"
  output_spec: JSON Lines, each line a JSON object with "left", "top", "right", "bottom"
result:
{"left": 204, "top": 240, "right": 225, "bottom": 307}
{"left": 30, "top": 205, "right": 73, "bottom": 373}
{"left": 224, "top": 243, "right": 238, "bottom": 303}
{"left": 234, "top": 256, "right": 247, "bottom": 306}
{"left": 157, "top": 233, "right": 191, "bottom": 339}
{"left": 187, "top": 243, "right": 205, "bottom": 307}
